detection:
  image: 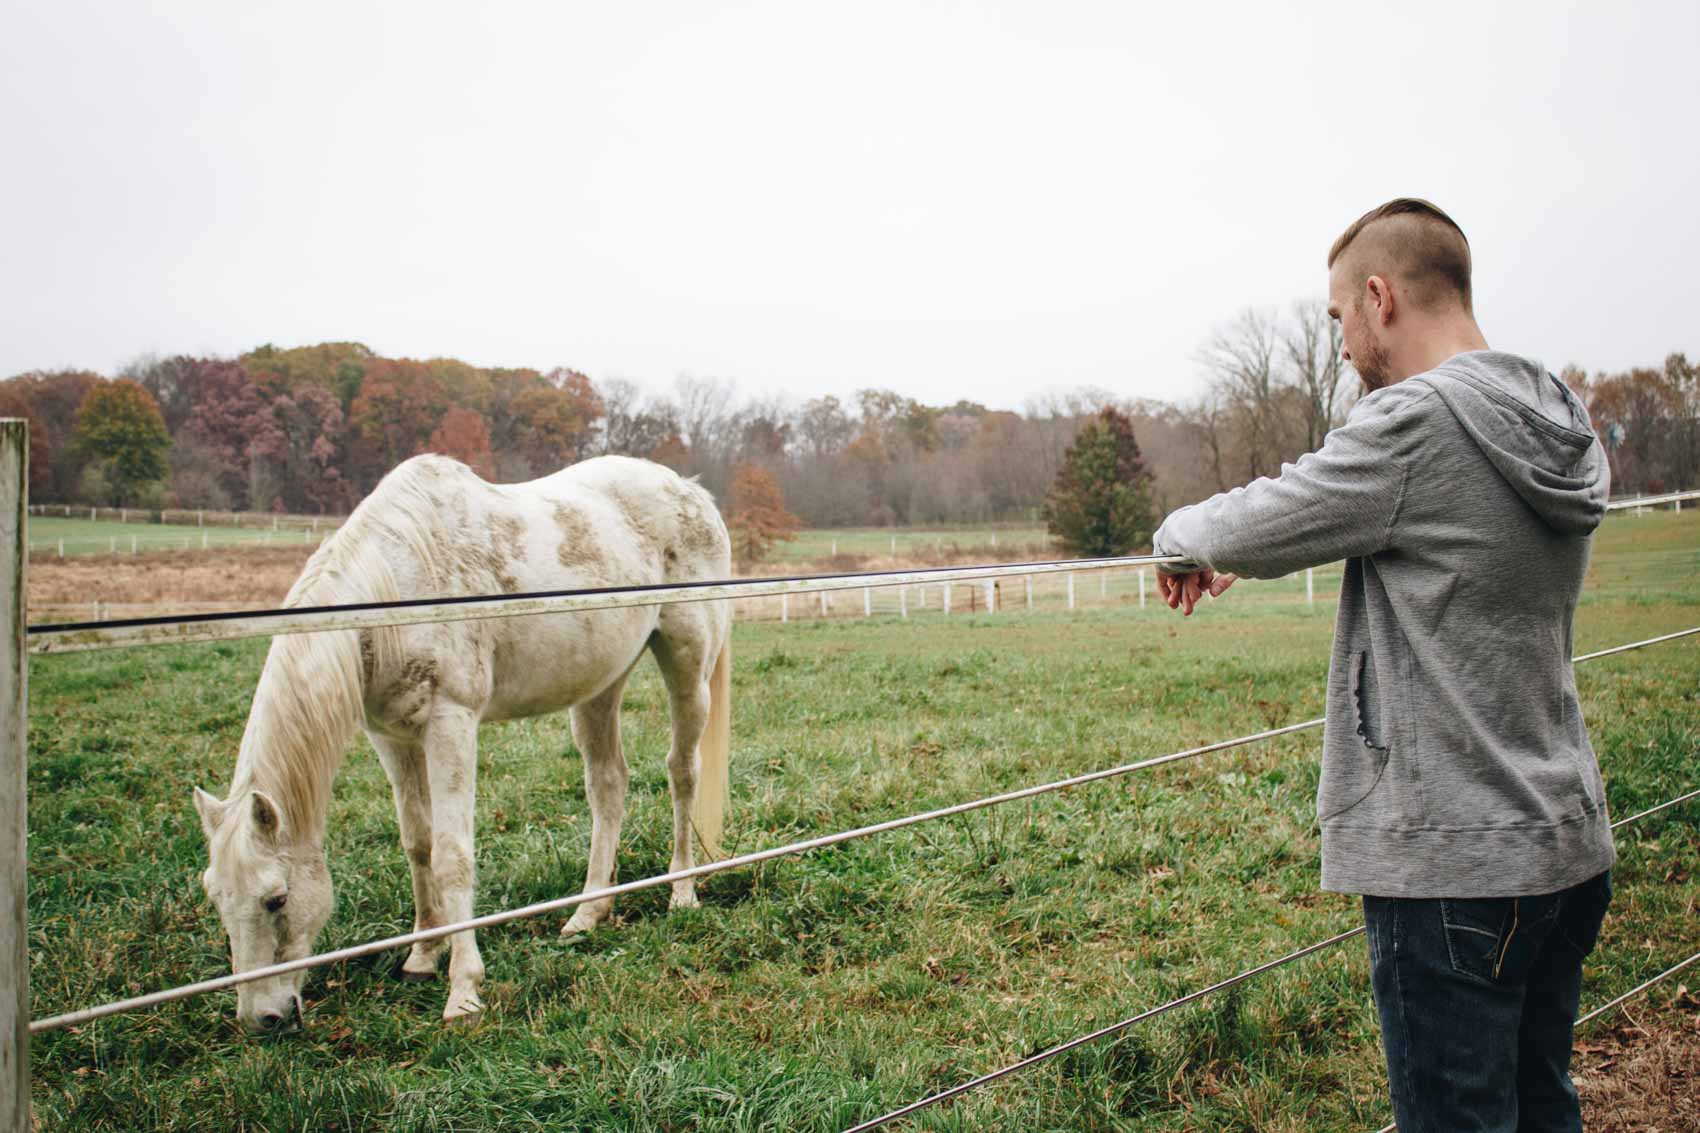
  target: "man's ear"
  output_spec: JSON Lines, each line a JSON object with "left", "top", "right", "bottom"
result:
{"left": 1366, "top": 274, "right": 1395, "bottom": 325}
{"left": 193, "top": 787, "right": 226, "bottom": 841}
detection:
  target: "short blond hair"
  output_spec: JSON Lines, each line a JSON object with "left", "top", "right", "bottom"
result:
{"left": 1329, "top": 198, "right": 1473, "bottom": 313}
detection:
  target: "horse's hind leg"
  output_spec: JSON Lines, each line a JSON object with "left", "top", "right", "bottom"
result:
{"left": 561, "top": 674, "right": 632, "bottom": 937}
{"left": 372, "top": 734, "right": 446, "bottom": 980}
{"left": 650, "top": 608, "right": 719, "bottom": 911}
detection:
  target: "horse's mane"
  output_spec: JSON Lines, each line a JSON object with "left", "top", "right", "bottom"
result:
{"left": 233, "top": 456, "right": 458, "bottom": 837}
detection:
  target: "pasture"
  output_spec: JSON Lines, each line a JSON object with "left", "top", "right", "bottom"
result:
{"left": 24, "top": 511, "right": 1700, "bottom": 1131}
{"left": 26, "top": 516, "right": 325, "bottom": 558}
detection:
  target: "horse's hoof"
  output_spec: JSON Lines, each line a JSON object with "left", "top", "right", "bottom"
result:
{"left": 668, "top": 892, "right": 700, "bottom": 911}
{"left": 442, "top": 993, "right": 484, "bottom": 1026}
{"left": 561, "top": 911, "right": 600, "bottom": 937}
{"left": 398, "top": 965, "right": 438, "bottom": 983}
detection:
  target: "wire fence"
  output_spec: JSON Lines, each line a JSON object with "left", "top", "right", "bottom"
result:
{"left": 27, "top": 625, "right": 1698, "bottom": 1036}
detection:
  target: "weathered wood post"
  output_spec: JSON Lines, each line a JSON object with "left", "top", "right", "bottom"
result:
{"left": 781, "top": 593, "right": 789, "bottom": 623}
{"left": 1067, "top": 572, "right": 1075, "bottom": 610}
{"left": 1025, "top": 575, "right": 1032, "bottom": 610}
{"left": 1138, "top": 569, "right": 1147, "bottom": 609}
{"left": 985, "top": 578, "right": 995, "bottom": 613}
{"left": 899, "top": 586, "right": 907, "bottom": 618}
{"left": 942, "top": 583, "right": 951, "bottom": 616}
{"left": 2, "top": 420, "right": 31, "bottom": 1132}
{"left": 863, "top": 587, "right": 871, "bottom": 617}
{"left": 1306, "top": 568, "right": 1314, "bottom": 608}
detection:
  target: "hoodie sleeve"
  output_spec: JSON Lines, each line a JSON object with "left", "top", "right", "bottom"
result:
{"left": 1152, "top": 383, "right": 1438, "bottom": 579}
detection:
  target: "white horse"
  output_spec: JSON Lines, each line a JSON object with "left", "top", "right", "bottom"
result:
{"left": 192, "top": 454, "right": 732, "bottom": 1029}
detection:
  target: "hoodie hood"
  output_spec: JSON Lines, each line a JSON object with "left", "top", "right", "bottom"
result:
{"left": 1419, "top": 351, "right": 1610, "bottom": 535}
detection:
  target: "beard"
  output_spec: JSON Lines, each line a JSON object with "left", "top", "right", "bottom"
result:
{"left": 1351, "top": 328, "right": 1396, "bottom": 392}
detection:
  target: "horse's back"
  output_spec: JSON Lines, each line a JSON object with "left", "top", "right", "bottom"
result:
{"left": 522, "top": 456, "right": 730, "bottom": 584}
{"left": 351, "top": 455, "right": 730, "bottom": 730}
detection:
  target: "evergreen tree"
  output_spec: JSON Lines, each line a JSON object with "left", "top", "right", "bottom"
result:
{"left": 1043, "top": 406, "right": 1157, "bottom": 557}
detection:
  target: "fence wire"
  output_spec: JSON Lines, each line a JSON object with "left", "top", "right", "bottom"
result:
{"left": 850, "top": 780, "right": 1699, "bottom": 1132}
{"left": 28, "top": 626, "right": 1697, "bottom": 1035}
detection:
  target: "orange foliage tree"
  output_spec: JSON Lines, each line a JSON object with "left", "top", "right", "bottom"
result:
{"left": 727, "top": 462, "right": 800, "bottom": 566}
{"left": 429, "top": 407, "right": 496, "bottom": 478}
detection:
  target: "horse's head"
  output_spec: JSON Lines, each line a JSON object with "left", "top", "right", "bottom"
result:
{"left": 192, "top": 786, "right": 333, "bottom": 1032}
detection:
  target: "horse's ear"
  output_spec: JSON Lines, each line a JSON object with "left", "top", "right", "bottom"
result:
{"left": 193, "top": 787, "right": 226, "bottom": 840}
{"left": 248, "top": 790, "right": 284, "bottom": 843}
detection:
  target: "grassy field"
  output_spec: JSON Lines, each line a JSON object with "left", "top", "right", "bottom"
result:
{"left": 769, "top": 526, "right": 1054, "bottom": 565}
{"left": 26, "top": 516, "right": 327, "bottom": 557}
{"left": 23, "top": 511, "right": 1700, "bottom": 1131}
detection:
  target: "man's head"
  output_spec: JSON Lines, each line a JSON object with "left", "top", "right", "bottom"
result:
{"left": 1326, "top": 198, "right": 1478, "bottom": 391}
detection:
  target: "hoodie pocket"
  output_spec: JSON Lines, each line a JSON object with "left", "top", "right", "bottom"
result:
{"left": 1319, "top": 652, "right": 1390, "bottom": 821}
{"left": 1349, "top": 650, "right": 1385, "bottom": 749}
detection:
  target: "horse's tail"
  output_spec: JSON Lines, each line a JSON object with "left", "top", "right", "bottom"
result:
{"left": 693, "top": 634, "right": 732, "bottom": 860}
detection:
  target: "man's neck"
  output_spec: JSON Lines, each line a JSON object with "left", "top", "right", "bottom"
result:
{"left": 1394, "top": 314, "right": 1490, "bottom": 383}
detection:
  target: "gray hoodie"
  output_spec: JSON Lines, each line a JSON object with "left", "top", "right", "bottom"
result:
{"left": 1153, "top": 350, "right": 1615, "bottom": 898}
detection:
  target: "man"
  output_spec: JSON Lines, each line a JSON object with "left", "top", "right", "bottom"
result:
{"left": 1151, "top": 199, "right": 1615, "bottom": 1131}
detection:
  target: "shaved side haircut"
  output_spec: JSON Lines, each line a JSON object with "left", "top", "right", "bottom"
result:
{"left": 1329, "top": 198, "right": 1474, "bottom": 313}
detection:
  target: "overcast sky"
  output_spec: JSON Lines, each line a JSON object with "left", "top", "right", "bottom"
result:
{"left": 5, "top": 1, "right": 1696, "bottom": 410}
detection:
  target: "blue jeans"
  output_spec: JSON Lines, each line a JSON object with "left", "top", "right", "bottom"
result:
{"left": 1363, "top": 871, "right": 1612, "bottom": 1132}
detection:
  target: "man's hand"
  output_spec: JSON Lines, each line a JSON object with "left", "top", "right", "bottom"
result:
{"left": 1157, "top": 568, "right": 1238, "bottom": 616}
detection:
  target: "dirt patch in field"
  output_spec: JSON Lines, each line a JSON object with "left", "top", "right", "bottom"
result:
{"left": 28, "top": 547, "right": 313, "bottom": 619}
{"left": 1575, "top": 994, "right": 1700, "bottom": 1131}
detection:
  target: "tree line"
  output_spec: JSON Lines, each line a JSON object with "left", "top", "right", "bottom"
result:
{"left": 1, "top": 324, "right": 1691, "bottom": 520}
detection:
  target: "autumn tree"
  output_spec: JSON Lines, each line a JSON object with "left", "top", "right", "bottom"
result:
{"left": 0, "top": 387, "right": 52, "bottom": 497}
{"left": 1043, "top": 406, "right": 1157, "bottom": 557}
{"left": 727, "top": 462, "right": 801, "bottom": 565}
{"left": 506, "top": 372, "right": 604, "bottom": 476}
{"left": 347, "top": 359, "right": 450, "bottom": 488}
{"left": 72, "top": 380, "right": 171, "bottom": 505}
{"left": 429, "top": 407, "right": 496, "bottom": 478}
{"left": 1, "top": 369, "right": 102, "bottom": 500}
{"left": 248, "top": 377, "right": 348, "bottom": 512}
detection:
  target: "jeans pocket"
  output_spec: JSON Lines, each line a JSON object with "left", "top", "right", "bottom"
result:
{"left": 1443, "top": 896, "right": 1560, "bottom": 985}
{"left": 1441, "top": 897, "right": 1514, "bottom": 983}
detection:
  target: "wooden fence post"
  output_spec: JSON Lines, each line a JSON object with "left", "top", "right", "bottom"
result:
{"left": 1067, "top": 572, "right": 1075, "bottom": 609}
{"left": 863, "top": 587, "right": 871, "bottom": 617}
{"left": 781, "top": 594, "right": 789, "bottom": 623}
{"left": 1025, "top": 575, "right": 1032, "bottom": 610}
{"left": 2, "top": 420, "right": 32, "bottom": 1132}
{"left": 1138, "top": 569, "right": 1146, "bottom": 609}
{"left": 1306, "top": 568, "right": 1314, "bottom": 608}
{"left": 942, "top": 583, "right": 951, "bottom": 616}
{"left": 899, "top": 586, "right": 907, "bottom": 618}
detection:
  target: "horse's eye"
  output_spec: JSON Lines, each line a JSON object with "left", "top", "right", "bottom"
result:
{"left": 264, "top": 894, "right": 287, "bottom": 914}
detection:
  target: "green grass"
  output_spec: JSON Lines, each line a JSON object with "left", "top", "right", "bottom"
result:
{"left": 23, "top": 512, "right": 1700, "bottom": 1131}
{"left": 27, "top": 516, "right": 327, "bottom": 556}
{"left": 770, "top": 526, "right": 1054, "bottom": 565}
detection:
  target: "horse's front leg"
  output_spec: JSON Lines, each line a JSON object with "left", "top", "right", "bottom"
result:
{"left": 424, "top": 704, "right": 485, "bottom": 1024}
{"left": 372, "top": 734, "right": 446, "bottom": 981}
